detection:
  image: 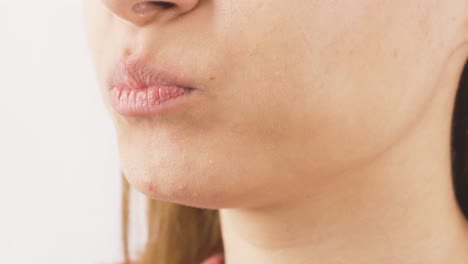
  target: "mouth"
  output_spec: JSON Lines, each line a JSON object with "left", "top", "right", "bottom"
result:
{"left": 107, "top": 58, "right": 198, "bottom": 116}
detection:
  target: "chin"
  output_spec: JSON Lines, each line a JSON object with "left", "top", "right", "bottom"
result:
{"left": 120, "top": 158, "right": 236, "bottom": 209}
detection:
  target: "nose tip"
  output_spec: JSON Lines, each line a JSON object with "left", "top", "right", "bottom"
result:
{"left": 102, "top": 0, "right": 199, "bottom": 26}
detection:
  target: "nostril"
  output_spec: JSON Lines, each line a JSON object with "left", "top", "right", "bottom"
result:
{"left": 151, "top": 1, "right": 176, "bottom": 9}
{"left": 133, "top": 1, "right": 176, "bottom": 13}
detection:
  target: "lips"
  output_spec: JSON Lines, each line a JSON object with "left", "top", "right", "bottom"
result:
{"left": 108, "top": 58, "right": 197, "bottom": 116}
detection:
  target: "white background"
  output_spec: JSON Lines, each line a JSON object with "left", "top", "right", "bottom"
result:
{"left": 0, "top": 1, "right": 145, "bottom": 263}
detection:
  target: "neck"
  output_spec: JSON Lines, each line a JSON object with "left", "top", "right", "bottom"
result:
{"left": 219, "top": 88, "right": 468, "bottom": 264}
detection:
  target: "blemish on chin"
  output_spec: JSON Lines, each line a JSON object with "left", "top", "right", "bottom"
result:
{"left": 143, "top": 179, "right": 155, "bottom": 192}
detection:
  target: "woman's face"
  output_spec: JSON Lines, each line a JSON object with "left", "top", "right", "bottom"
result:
{"left": 84, "top": 0, "right": 465, "bottom": 208}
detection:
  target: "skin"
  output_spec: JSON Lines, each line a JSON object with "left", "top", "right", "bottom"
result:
{"left": 84, "top": 0, "right": 468, "bottom": 263}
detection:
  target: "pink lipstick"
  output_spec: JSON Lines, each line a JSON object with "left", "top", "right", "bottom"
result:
{"left": 108, "top": 59, "right": 196, "bottom": 116}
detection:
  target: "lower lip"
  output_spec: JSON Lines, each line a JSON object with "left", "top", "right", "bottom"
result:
{"left": 110, "top": 85, "right": 195, "bottom": 116}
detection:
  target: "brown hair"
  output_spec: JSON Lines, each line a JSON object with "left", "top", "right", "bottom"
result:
{"left": 452, "top": 61, "right": 468, "bottom": 219}
{"left": 121, "top": 61, "right": 468, "bottom": 264}
{"left": 121, "top": 175, "right": 223, "bottom": 264}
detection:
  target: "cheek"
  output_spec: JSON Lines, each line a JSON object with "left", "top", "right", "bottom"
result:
{"left": 216, "top": 0, "right": 439, "bottom": 176}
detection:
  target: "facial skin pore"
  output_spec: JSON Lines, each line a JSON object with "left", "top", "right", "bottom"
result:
{"left": 84, "top": 1, "right": 468, "bottom": 263}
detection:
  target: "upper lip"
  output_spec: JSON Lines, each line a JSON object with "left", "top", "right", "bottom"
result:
{"left": 108, "top": 58, "right": 195, "bottom": 90}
